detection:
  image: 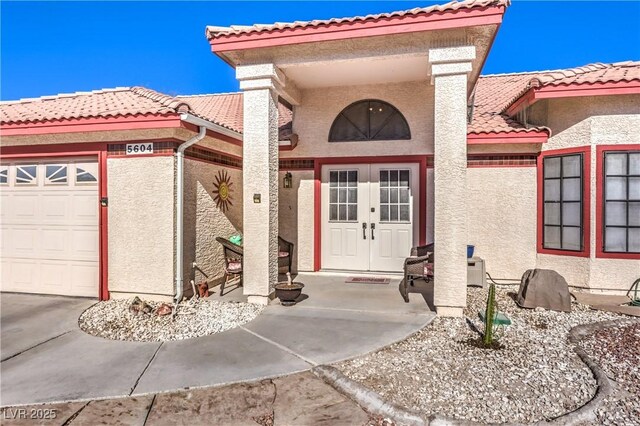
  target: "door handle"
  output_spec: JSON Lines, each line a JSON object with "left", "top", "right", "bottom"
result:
{"left": 371, "top": 223, "right": 375, "bottom": 240}
{"left": 362, "top": 222, "right": 367, "bottom": 240}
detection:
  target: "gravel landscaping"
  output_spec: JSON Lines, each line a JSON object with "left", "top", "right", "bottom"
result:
{"left": 580, "top": 322, "right": 640, "bottom": 425}
{"left": 336, "top": 286, "right": 629, "bottom": 424}
{"left": 79, "top": 298, "right": 264, "bottom": 342}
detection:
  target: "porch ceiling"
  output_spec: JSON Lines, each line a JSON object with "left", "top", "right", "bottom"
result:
{"left": 283, "top": 54, "right": 429, "bottom": 89}
{"left": 221, "top": 25, "right": 498, "bottom": 93}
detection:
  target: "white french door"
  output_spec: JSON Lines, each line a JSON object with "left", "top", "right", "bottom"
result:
{"left": 321, "top": 163, "right": 419, "bottom": 272}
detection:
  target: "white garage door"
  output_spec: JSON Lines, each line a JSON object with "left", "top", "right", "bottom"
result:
{"left": 1, "top": 158, "right": 100, "bottom": 297}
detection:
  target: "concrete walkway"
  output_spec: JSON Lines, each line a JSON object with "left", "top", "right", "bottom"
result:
{"left": 1, "top": 273, "right": 435, "bottom": 407}
{"left": 0, "top": 372, "right": 371, "bottom": 426}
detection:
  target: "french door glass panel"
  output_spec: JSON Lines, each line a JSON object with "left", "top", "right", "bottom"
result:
{"left": 321, "top": 163, "right": 418, "bottom": 272}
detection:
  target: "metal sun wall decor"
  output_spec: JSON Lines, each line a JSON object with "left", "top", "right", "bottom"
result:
{"left": 212, "top": 169, "right": 234, "bottom": 212}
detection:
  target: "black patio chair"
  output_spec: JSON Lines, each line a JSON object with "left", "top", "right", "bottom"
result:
{"left": 278, "top": 236, "right": 294, "bottom": 274}
{"left": 399, "top": 243, "right": 434, "bottom": 303}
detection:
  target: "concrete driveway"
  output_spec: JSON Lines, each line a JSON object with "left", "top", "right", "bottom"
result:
{"left": 1, "top": 274, "right": 435, "bottom": 406}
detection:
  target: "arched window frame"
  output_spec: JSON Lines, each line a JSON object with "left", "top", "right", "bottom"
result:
{"left": 328, "top": 99, "right": 411, "bottom": 142}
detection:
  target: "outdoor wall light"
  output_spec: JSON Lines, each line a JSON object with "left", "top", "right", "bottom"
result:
{"left": 283, "top": 171, "right": 293, "bottom": 189}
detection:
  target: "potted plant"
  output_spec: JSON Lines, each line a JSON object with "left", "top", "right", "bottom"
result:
{"left": 274, "top": 273, "right": 304, "bottom": 306}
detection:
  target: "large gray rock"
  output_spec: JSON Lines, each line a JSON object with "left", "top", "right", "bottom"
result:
{"left": 517, "top": 269, "right": 571, "bottom": 312}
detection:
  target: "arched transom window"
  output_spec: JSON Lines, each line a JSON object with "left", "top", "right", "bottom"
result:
{"left": 329, "top": 99, "right": 411, "bottom": 142}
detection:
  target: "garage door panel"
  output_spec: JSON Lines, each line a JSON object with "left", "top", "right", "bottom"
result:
{"left": 71, "top": 263, "right": 99, "bottom": 296}
{"left": 1, "top": 225, "right": 9, "bottom": 252}
{"left": 1, "top": 159, "right": 99, "bottom": 297}
{"left": 41, "top": 194, "right": 70, "bottom": 222}
{"left": 6, "top": 260, "right": 38, "bottom": 291}
{"left": 0, "top": 194, "right": 9, "bottom": 219}
{"left": 41, "top": 262, "right": 71, "bottom": 292}
{"left": 1, "top": 259, "right": 11, "bottom": 289}
{"left": 41, "top": 228, "right": 69, "bottom": 257}
{"left": 12, "top": 227, "right": 39, "bottom": 257}
{"left": 71, "top": 229, "right": 99, "bottom": 259}
{"left": 12, "top": 194, "right": 39, "bottom": 222}
{"left": 72, "top": 194, "right": 98, "bottom": 222}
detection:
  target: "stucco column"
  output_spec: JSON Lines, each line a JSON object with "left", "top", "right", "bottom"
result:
{"left": 237, "top": 64, "right": 281, "bottom": 305}
{"left": 429, "top": 46, "right": 475, "bottom": 317}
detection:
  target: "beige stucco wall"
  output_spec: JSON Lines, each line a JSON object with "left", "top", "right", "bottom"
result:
{"left": 285, "top": 81, "right": 433, "bottom": 159}
{"left": 183, "top": 159, "right": 242, "bottom": 292}
{"left": 107, "top": 156, "right": 175, "bottom": 300}
{"left": 533, "top": 95, "right": 640, "bottom": 293}
{"left": 467, "top": 167, "right": 537, "bottom": 279}
{"left": 278, "top": 170, "right": 315, "bottom": 272}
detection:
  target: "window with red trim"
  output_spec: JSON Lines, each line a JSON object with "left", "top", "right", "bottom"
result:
{"left": 542, "top": 154, "right": 585, "bottom": 251}
{"left": 602, "top": 151, "right": 640, "bottom": 254}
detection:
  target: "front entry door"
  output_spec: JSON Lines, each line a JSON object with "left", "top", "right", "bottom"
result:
{"left": 321, "top": 163, "right": 419, "bottom": 272}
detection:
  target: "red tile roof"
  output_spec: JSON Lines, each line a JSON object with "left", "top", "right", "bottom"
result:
{"left": 470, "top": 61, "right": 640, "bottom": 135}
{"left": 206, "top": 0, "right": 510, "bottom": 39}
{"left": 501, "top": 61, "right": 640, "bottom": 113}
{"left": 176, "top": 93, "right": 293, "bottom": 135}
{"left": 469, "top": 72, "right": 547, "bottom": 134}
{"left": 2, "top": 62, "right": 637, "bottom": 139}
{"left": 0, "top": 87, "right": 190, "bottom": 125}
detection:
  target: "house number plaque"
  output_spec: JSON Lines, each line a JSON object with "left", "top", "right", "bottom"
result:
{"left": 126, "top": 143, "right": 154, "bottom": 155}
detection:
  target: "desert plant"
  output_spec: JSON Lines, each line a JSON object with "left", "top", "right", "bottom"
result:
{"left": 483, "top": 283, "right": 496, "bottom": 346}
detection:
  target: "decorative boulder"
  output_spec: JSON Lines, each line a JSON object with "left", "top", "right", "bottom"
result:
{"left": 129, "top": 296, "right": 153, "bottom": 316}
{"left": 155, "top": 303, "right": 172, "bottom": 316}
{"left": 517, "top": 269, "right": 571, "bottom": 312}
{"left": 197, "top": 281, "right": 209, "bottom": 298}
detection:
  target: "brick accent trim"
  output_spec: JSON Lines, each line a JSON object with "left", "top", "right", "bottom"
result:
{"left": 467, "top": 154, "right": 537, "bottom": 167}
{"left": 425, "top": 154, "right": 536, "bottom": 168}
{"left": 279, "top": 159, "right": 315, "bottom": 170}
{"left": 107, "top": 141, "right": 177, "bottom": 156}
{"left": 185, "top": 146, "right": 242, "bottom": 168}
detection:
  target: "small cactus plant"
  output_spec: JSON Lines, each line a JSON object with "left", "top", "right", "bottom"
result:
{"left": 483, "top": 283, "right": 496, "bottom": 346}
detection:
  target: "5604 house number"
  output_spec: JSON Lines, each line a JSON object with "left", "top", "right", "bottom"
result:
{"left": 126, "top": 143, "right": 154, "bottom": 155}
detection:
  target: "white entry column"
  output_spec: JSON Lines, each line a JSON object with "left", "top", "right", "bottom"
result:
{"left": 429, "top": 46, "right": 475, "bottom": 317}
{"left": 237, "top": 64, "right": 281, "bottom": 305}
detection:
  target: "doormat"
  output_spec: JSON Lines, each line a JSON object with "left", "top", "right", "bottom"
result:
{"left": 345, "top": 277, "right": 390, "bottom": 285}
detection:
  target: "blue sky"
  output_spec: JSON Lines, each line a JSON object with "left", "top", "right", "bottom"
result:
{"left": 2, "top": 1, "right": 639, "bottom": 101}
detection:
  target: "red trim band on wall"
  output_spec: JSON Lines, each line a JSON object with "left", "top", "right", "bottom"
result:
{"left": 536, "top": 146, "right": 591, "bottom": 258}
{"left": 595, "top": 144, "right": 640, "bottom": 260}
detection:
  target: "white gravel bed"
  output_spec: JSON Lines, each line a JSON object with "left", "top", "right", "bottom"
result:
{"left": 79, "top": 298, "right": 264, "bottom": 342}
{"left": 336, "top": 286, "right": 626, "bottom": 424}
{"left": 580, "top": 322, "right": 640, "bottom": 426}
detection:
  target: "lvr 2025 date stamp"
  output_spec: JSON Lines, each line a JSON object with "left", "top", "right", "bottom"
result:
{"left": 2, "top": 408, "right": 57, "bottom": 420}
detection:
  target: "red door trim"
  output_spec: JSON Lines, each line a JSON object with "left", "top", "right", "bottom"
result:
{"left": 313, "top": 155, "right": 428, "bottom": 271}
{"left": 595, "top": 144, "right": 640, "bottom": 260}
{"left": 1, "top": 143, "right": 110, "bottom": 300}
{"left": 536, "top": 146, "right": 591, "bottom": 258}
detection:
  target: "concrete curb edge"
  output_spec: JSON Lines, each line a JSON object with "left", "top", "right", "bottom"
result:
{"left": 315, "top": 318, "right": 640, "bottom": 426}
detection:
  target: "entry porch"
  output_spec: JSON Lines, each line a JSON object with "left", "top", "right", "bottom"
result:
{"left": 205, "top": 5, "right": 504, "bottom": 316}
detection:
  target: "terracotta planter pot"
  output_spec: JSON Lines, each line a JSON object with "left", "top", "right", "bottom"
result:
{"left": 274, "top": 282, "right": 305, "bottom": 306}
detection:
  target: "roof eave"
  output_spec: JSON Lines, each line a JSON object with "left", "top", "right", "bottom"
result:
{"left": 467, "top": 129, "right": 550, "bottom": 144}
{"left": 207, "top": 4, "right": 507, "bottom": 59}
{"left": 505, "top": 80, "right": 640, "bottom": 116}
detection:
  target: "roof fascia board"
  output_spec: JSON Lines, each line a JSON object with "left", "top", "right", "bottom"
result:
{"left": 209, "top": 7, "right": 505, "bottom": 54}
{"left": 467, "top": 131, "right": 548, "bottom": 144}
{"left": 506, "top": 80, "right": 640, "bottom": 116}
{"left": 0, "top": 113, "right": 183, "bottom": 136}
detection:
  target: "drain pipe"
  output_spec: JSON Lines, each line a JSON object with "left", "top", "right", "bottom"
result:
{"left": 173, "top": 113, "right": 243, "bottom": 307}
{"left": 174, "top": 124, "right": 206, "bottom": 307}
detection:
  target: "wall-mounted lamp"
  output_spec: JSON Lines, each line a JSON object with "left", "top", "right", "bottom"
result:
{"left": 283, "top": 171, "right": 293, "bottom": 189}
